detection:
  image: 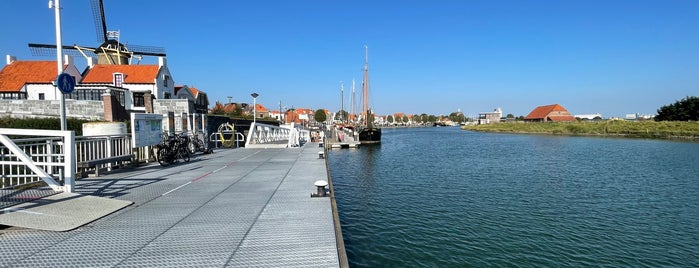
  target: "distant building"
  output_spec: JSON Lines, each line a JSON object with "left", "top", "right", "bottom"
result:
{"left": 625, "top": 113, "right": 654, "bottom": 120}
{"left": 575, "top": 113, "right": 603, "bottom": 120}
{"left": 524, "top": 104, "right": 576, "bottom": 122}
{"left": 478, "top": 108, "right": 502, "bottom": 124}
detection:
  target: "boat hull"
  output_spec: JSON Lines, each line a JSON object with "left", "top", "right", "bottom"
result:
{"left": 358, "top": 127, "right": 381, "bottom": 144}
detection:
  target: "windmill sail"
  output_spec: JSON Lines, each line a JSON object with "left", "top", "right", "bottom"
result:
{"left": 28, "top": 0, "right": 165, "bottom": 65}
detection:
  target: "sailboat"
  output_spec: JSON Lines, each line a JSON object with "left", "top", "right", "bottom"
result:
{"left": 357, "top": 45, "right": 382, "bottom": 144}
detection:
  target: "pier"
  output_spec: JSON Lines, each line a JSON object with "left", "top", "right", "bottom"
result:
{"left": 0, "top": 143, "right": 347, "bottom": 267}
{"left": 326, "top": 127, "right": 360, "bottom": 149}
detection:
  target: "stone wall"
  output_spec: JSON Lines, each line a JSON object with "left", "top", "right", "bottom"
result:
{"left": 0, "top": 100, "right": 104, "bottom": 120}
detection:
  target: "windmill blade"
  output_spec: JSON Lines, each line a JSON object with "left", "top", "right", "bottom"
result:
{"left": 127, "top": 44, "right": 167, "bottom": 57}
{"left": 28, "top": 43, "right": 97, "bottom": 58}
{"left": 90, "top": 0, "right": 107, "bottom": 42}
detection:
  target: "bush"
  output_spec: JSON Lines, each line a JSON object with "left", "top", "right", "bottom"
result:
{"left": 0, "top": 117, "right": 95, "bottom": 136}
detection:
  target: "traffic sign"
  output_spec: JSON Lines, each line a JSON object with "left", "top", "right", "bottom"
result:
{"left": 56, "top": 73, "right": 75, "bottom": 94}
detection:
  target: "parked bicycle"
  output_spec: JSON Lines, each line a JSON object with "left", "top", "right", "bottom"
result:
{"left": 154, "top": 133, "right": 190, "bottom": 167}
{"left": 187, "top": 133, "right": 205, "bottom": 154}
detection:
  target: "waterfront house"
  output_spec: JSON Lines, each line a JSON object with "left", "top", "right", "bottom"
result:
{"left": 81, "top": 57, "right": 174, "bottom": 112}
{"left": 524, "top": 104, "right": 576, "bottom": 122}
{"left": 175, "top": 85, "right": 209, "bottom": 114}
{"left": 0, "top": 55, "right": 82, "bottom": 100}
{"left": 478, "top": 108, "right": 503, "bottom": 124}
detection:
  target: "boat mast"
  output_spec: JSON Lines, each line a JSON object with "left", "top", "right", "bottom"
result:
{"left": 351, "top": 79, "right": 356, "bottom": 124}
{"left": 362, "top": 45, "right": 371, "bottom": 128}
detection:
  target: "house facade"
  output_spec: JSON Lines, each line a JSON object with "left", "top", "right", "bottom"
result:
{"left": 0, "top": 55, "right": 210, "bottom": 131}
{"left": 478, "top": 107, "right": 503, "bottom": 124}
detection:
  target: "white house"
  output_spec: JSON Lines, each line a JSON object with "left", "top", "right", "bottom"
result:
{"left": 81, "top": 57, "right": 175, "bottom": 112}
{"left": 0, "top": 55, "right": 82, "bottom": 100}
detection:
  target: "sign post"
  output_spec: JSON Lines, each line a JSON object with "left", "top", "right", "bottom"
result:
{"left": 56, "top": 73, "right": 75, "bottom": 131}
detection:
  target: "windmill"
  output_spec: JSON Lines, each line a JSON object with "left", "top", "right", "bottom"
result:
{"left": 28, "top": 0, "right": 166, "bottom": 65}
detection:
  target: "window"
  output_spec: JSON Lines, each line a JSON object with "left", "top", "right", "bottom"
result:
{"left": 133, "top": 92, "right": 145, "bottom": 107}
{"left": 163, "top": 75, "right": 169, "bottom": 87}
{"left": 38, "top": 93, "right": 45, "bottom": 100}
{"left": 113, "top": 73, "right": 124, "bottom": 87}
{"left": 164, "top": 92, "right": 171, "bottom": 99}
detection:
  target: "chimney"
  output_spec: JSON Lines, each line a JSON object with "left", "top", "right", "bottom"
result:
{"left": 158, "top": 57, "right": 166, "bottom": 67}
{"left": 6, "top": 55, "right": 16, "bottom": 65}
{"left": 63, "top": 54, "right": 73, "bottom": 67}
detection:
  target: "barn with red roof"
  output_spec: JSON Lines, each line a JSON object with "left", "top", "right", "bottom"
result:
{"left": 524, "top": 104, "right": 576, "bottom": 122}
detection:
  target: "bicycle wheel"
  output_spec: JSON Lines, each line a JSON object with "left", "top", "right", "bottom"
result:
{"left": 180, "top": 147, "right": 191, "bottom": 162}
{"left": 158, "top": 147, "right": 170, "bottom": 167}
{"left": 188, "top": 141, "right": 197, "bottom": 155}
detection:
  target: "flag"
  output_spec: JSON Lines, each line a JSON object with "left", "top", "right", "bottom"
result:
{"left": 106, "top": 31, "right": 119, "bottom": 39}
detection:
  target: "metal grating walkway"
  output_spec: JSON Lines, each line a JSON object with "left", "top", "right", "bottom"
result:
{"left": 0, "top": 143, "right": 340, "bottom": 267}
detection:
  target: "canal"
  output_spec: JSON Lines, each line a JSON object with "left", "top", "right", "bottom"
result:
{"left": 329, "top": 127, "right": 699, "bottom": 267}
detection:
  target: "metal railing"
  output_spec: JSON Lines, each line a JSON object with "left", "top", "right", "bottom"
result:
{"left": 76, "top": 134, "right": 132, "bottom": 162}
{"left": 0, "top": 128, "right": 76, "bottom": 192}
{"left": 245, "top": 122, "right": 292, "bottom": 148}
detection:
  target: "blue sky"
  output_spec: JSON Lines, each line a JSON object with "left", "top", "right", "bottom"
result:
{"left": 1, "top": 0, "right": 697, "bottom": 118}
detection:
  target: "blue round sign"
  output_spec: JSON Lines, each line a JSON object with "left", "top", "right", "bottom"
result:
{"left": 56, "top": 73, "right": 75, "bottom": 94}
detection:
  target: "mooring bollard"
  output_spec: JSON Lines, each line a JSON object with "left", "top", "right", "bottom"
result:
{"left": 318, "top": 151, "right": 324, "bottom": 159}
{"left": 311, "top": 180, "right": 328, "bottom": 197}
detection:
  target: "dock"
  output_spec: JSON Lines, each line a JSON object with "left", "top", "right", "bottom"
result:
{"left": 326, "top": 128, "right": 360, "bottom": 149}
{"left": 0, "top": 143, "right": 346, "bottom": 267}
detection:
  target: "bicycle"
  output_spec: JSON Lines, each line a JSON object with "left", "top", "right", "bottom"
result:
{"left": 155, "top": 134, "right": 190, "bottom": 167}
{"left": 187, "top": 133, "right": 205, "bottom": 154}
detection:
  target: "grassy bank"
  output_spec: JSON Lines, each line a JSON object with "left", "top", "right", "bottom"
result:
{"left": 461, "top": 120, "right": 699, "bottom": 140}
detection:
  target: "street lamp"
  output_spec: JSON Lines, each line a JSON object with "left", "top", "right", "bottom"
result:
{"left": 251, "top": 92, "right": 259, "bottom": 124}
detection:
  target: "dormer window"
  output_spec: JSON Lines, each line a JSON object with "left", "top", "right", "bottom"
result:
{"left": 113, "top": 73, "right": 124, "bottom": 87}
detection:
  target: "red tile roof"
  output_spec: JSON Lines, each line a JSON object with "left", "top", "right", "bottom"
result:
{"left": 189, "top": 86, "right": 200, "bottom": 97}
{"left": 0, "top": 61, "right": 64, "bottom": 92}
{"left": 525, "top": 104, "right": 575, "bottom": 121}
{"left": 255, "top": 103, "right": 268, "bottom": 112}
{"left": 82, "top": 64, "right": 159, "bottom": 84}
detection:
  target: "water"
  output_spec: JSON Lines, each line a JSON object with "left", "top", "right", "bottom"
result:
{"left": 329, "top": 127, "right": 699, "bottom": 267}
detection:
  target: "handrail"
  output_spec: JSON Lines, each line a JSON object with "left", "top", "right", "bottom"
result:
{"left": 245, "top": 122, "right": 292, "bottom": 148}
{"left": 0, "top": 128, "right": 75, "bottom": 192}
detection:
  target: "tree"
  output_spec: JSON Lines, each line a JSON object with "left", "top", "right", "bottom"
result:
{"left": 387, "top": 115, "right": 394, "bottom": 124}
{"left": 656, "top": 96, "right": 699, "bottom": 121}
{"left": 210, "top": 102, "right": 225, "bottom": 115}
{"left": 314, "top": 109, "right": 327, "bottom": 123}
{"left": 402, "top": 115, "right": 409, "bottom": 124}
{"left": 506, "top": 113, "right": 515, "bottom": 118}
{"left": 335, "top": 110, "right": 349, "bottom": 121}
{"left": 427, "top": 115, "right": 437, "bottom": 122}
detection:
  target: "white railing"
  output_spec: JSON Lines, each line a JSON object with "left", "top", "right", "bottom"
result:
{"left": 245, "top": 122, "right": 292, "bottom": 148}
{"left": 0, "top": 128, "right": 76, "bottom": 192}
{"left": 76, "top": 134, "right": 132, "bottom": 163}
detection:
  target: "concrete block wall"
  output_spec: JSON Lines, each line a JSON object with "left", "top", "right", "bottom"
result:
{"left": 0, "top": 100, "right": 104, "bottom": 120}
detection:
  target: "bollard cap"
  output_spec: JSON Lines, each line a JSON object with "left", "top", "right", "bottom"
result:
{"left": 314, "top": 180, "right": 328, "bottom": 187}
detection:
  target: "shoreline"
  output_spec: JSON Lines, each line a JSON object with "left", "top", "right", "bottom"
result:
{"left": 461, "top": 121, "right": 699, "bottom": 142}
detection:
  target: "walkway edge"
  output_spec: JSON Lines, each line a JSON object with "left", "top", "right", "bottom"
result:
{"left": 325, "top": 146, "right": 349, "bottom": 268}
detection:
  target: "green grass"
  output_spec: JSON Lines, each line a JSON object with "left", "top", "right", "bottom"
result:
{"left": 461, "top": 120, "right": 699, "bottom": 140}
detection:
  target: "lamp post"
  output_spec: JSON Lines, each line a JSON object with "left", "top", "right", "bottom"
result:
{"left": 50, "top": 0, "right": 66, "bottom": 131}
{"left": 251, "top": 92, "right": 259, "bottom": 124}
